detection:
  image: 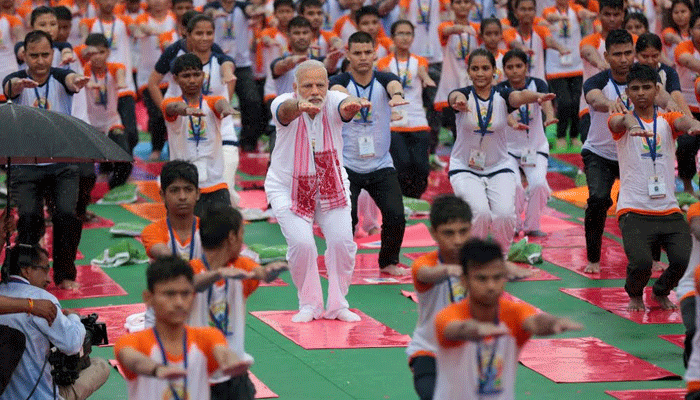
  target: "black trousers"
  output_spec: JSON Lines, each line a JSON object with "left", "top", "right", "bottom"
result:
{"left": 619, "top": 212, "right": 691, "bottom": 297}
{"left": 235, "top": 67, "right": 266, "bottom": 152}
{"left": 423, "top": 63, "right": 442, "bottom": 154}
{"left": 409, "top": 355, "right": 435, "bottom": 400}
{"left": 99, "top": 128, "right": 133, "bottom": 189}
{"left": 11, "top": 163, "right": 81, "bottom": 284}
{"left": 682, "top": 296, "right": 696, "bottom": 368}
{"left": 210, "top": 372, "right": 256, "bottom": 400}
{"left": 195, "top": 188, "right": 231, "bottom": 217}
{"left": 579, "top": 112, "right": 590, "bottom": 144}
{"left": 346, "top": 167, "right": 405, "bottom": 268}
{"left": 0, "top": 325, "right": 24, "bottom": 395}
{"left": 389, "top": 130, "right": 430, "bottom": 198}
{"left": 76, "top": 163, "right": 96, "bottom": 220}
{"left": 549, "top": 76, "right": 582, "bottom": 139}
{"left": 582, "top": 149, "right": 619, "bottom": 263}
{"left": 117, "top": 95, "right": 138, "bottom": 151}
{"left": 676, "top": 112, "right": 700, "bottom": 181}
{"left": 143, "top": 87, "right": 168, "bottom": 155}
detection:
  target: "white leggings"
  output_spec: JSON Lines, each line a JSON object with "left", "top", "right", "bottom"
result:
{"left": 269, "top": 193, "right": 357, "bottom": 318}
{"left": 450, "top": 170, "right": 517, "bottom": 253}
{"left": 512, "top": 154, "right": 551, "bottom": 232}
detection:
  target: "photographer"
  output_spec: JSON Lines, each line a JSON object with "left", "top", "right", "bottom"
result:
{"left": 0, "top": 244, "right": 109, "bottom": 400}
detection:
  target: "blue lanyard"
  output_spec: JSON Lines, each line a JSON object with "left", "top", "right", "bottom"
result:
{"left": 472, "top": 87, "right": 495, "bottom": 140}
{"left": 459, "top": 33, "right": 471, "bottom": 59}
{"left": 418, "top": 0, "right": 430, "bottom": 24}
{"left": 351, "top": 75, "right": 374, "bottom": 122}
{"left": 633, "top": 106, "right": 658, "bottom": 163}
{"left": 201, "top": 57, "right": 213, "bottom": 95}
{"left": 183, "top": 95, "right": 204, "bottom": 146}
{"left": 98, "top": 18, "right": 116, "bottom": 48}
{"left": 153, "top": 328, "right": 188, "bottom": 400}
{"left": 92, "top": 72, "right": 108, "bottom": 107}
{"left": 32, "top": 77, "right": 50, "bottom": 109}
{"left": 522, "top": 31, "right": 533, "bottom": 71}
{"left": 167, "top": 217, "right": 196, "bottom": 260}
{"left": 609, "top": 72, "right": 630, "bottom": 110}
{"left": 394, "top": 55, "right": 411, "bottom": 88}
{"left": 202, "top": 255, "right": 231, "bottom": 336}
{"left": 477, "top": 332, "right": 501, "bottom": 394}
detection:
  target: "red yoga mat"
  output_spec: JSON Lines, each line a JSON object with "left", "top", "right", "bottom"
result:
{"left": 74, "top": 303, "right": 146, "bottom": 346}
{"left": 46, "top": 265, "right": 127, "bottom": 300}
{"left": 318, "top": 253, "right": 412, "bottom": 285}
{"left": 133, "top": 158, "right": 164, "bottom": 177}
{"left": 239, "top": 190, "right": 268, "bottom": 210}
{"left": 109, "top": 359, "right": 278, "bottom": 398}
{"left": 356, "top": 223, "right": 437, "bottom": 249}
{"left": 420, "top": 169, "right": 453, "bottom": 203}
{"left": 519, "top": 336, "right": 681, "bottom": 382}
{"left": 41, "top": 226, "right": 85, "bottom": 262}
{"left": 552, "top": 153, "right": 584, "bottom": 170}
{"left": 527, "top": 226, "right": 587, "bottom": 248}
{"left": 401, "top": 252, "right": 560, "bottom": 282}
{"left": 659, "top": 334, "right": 685, "bottom": 348}
{"left": 250, "top": 309, "right": 410, "bottom": 349}
{"left": 259, "top": 279, "right": 288, "bottom": 287}
{"left": 546, "top": 172, "right": 575, "bottom": 192}
{"left": 577, "top": 216, "right": 623, "bottom": 238}
{"left": 604, "top": 389, "right": 687, "bottom": 399}
{"left": 239, "top": 152, "right": 270, "bottom": 177}
{"left": 560, "top": 287, "right": 682, "bottom": 324}
{"left": 543, "top": 243, "right": 665, "bottom": 280}
{"left": 82, "top": 215, "right": 115, "bottom": 230}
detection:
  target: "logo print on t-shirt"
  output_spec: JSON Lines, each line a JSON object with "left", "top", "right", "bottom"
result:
{"left": 640, "top": 134, "right": 663, "bottom": 159}
{"left": 473, "top": 105, "right": 493, "bottom": 134}
{"left": 477, "top": 338, "right": 505, "bottom": 394}
{"left": 187, "top": 117, "right": 207, "bottom": 142}
{"left": 33, "top": 97, "right": 50, "bottom": 110}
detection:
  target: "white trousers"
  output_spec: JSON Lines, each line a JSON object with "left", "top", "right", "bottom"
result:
{"left": 270, "top": 193, "right": 357, "bottom": 318}
{"left": 450, "top": 170, "right": 517, "bottom": 253}
{"left": 512, "top": 154, "right": 551, "bottom": 232}
{"left": 358, "top": 189, "right": 380, "bottom": 233}
{"left": 222, "top": 143, "right": 241, "bottom": 208}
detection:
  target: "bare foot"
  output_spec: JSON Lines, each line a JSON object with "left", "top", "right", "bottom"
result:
{"left": 683, "top": 178, "right": 696, "bottom": 196}
{"left": 367, "top": 227, "right": 380, "bottom": 236}
{"left": 652, "top": 261, "right": 667, "bottom": 272}
{"left": 653, "top": 294, "right": 678, "bottom": 310}
{"left": 584, "top": 262, "right": 600, "bottom": 274}
{"left": 381, "top": 264, "right": 410, "bottom": 276}
{"left": 505, "top": 261, "right": 534, "bottom": 280}
{"left": 627, "top": 296, "right": 645, "bottom": 311}
{"left": 58, "top": 280, "right": 80, "bottom": 290}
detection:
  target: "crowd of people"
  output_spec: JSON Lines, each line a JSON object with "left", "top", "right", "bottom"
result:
{"left": 3, "top": 0, "right": 700, "bottom": 397}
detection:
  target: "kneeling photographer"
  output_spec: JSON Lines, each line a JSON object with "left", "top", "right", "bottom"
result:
{"left": 0, "top": 244, "right": 110, "bottom": 400}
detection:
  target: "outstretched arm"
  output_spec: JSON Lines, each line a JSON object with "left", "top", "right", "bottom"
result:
{"left": 508, "top": 90, "right": 556, "bottom": 108}
{"left": 522, "top": 313, "right": 583, "bottom": 336}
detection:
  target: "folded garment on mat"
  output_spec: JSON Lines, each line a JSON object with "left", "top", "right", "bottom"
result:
{"left": 91, "top": 240, "right": 149, "bottom": 268}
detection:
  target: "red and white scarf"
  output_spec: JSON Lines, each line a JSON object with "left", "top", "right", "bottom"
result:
{"left": 290, "top": 104, "right": 347, "bottom": 221}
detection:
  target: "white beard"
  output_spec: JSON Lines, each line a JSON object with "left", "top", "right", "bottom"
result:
{"left": 296, "top": 90, "right": 327, "bottom": 115}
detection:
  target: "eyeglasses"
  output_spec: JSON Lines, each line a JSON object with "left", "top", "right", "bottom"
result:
{"left": 29, "top": 264, "right": 50, "bottom": 272}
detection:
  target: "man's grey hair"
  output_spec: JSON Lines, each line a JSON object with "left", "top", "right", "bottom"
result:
{"left": 295, "top": 60, "right": 328, "bottom": 83}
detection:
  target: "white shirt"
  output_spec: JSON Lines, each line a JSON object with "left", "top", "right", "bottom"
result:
{"left": 265, "top": 90, "right": 349, "bottom": 200}
{"left": 503, "top": 78, "right": 550, "bottom": 156}
{"left": 583, "top": 70, "right": 629, "bottom": 161}
{"left": 0, "top": 276, "right": 86, "bottom": 400}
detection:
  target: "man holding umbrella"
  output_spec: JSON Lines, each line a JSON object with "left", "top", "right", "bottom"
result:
{"left": 3, "top": 30, "right": 89, "bottom": 290}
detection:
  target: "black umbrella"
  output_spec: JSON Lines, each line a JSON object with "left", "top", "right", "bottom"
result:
{"left": 0, "top": 102, "right": 134, "bottom": 244}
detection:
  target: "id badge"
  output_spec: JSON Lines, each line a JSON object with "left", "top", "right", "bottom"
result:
{"left": 521, "top": 149, "right": 537, "bottom": 167}
{"left": 648, "top": 175, "right": 666, "bottom": 198}
{"left": 193, "top": 159, "right": 208, "bottom": 183}
{"left": 311, "top": 138, "right": 316, "bottom": 152}
{"left": 469, "top": 150, "right": 486, "bottom": 170}
{"left": 560, "top": 53, "right": 573, "bottom": 66}
{"left": 358, "top": 135, "right": 375, "bottom": 158}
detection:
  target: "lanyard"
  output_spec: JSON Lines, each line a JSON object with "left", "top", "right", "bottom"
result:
{"left": 202, "top": 255, "right": 231, "bottom": 336}
{"left": 351, "top": 75, "right": 374, "bottom": 122}
{"left": 459, "top": 32, "right": 471, "bottom": 59}
{"left": 522, "top": 31, "right": 533, "bottom": 71}
{"left": 167, "top": 217, "right": 196, "bottom": 260}
{"left": 418, "top": 0, "right": 430, "bottom": 24}
{"left": 225, "top": 10, "right": 235, "bottom": 38}
{"left": 477, "top": 332, "right": 501, "bottom": 394}
{"left": 472, "top": 87, "right": 495, "bottom": 142}
{"left": 183, "top": 95, "right": 204, "bottom": 146}
{"left": 609, "top": 71, "right": 630, "bottom": 110}
{"left": 92, "top": 72, "right": 108, "bottom": 107}
{"left": 633, "top": 106, "right": 658, "bottom": 164}
{"left": 437, "top": 253, "right": 459, "bottom": 303}
{"left": 153, "top": 328, "right": 188, "bottom": 400}
{"left": 201, "top": 57, "right": 213, "bottom": 95}
{"left": 98, "top": 18, "right": 116, "bottom": 48}
{"left": 395, "top": 55, "right": 411, "bottom": 88}
{"left": 32, "top": 76, "right": 49, "bottom": 109}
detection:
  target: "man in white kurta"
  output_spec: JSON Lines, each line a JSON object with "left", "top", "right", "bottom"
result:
{"left": 265, "top": 60, "right": 371, "bottom": 323}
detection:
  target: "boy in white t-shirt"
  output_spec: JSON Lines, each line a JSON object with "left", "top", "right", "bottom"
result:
{"left": 114, "top": 256, "right": 251, "bottom": 400}
{"left": 433, "top": 238, "right": 582, "bottom": 400}
{"left": 162, "top": 53, "right": 236, "bottom": 216}
{"left": 607, "top": 63, "right": 700, "bottom": 312}
{"left": 407, "top": 195, "right": 471, "bottom": 400}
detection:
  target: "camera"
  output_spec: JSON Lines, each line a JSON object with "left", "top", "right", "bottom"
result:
{"left": 49, "top": 313, "right": 109, "bottom": 386}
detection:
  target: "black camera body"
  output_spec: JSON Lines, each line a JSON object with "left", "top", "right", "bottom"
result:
{"left": 49, "top": 313, "right": 108, "bottom": 386}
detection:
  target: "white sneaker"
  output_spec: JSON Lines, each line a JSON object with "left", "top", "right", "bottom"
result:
{"left": 333, "top": 308, "right": 361, "bottom": 322}
{"left": 291, "top": 309, "right": 314, "bottom": 323}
